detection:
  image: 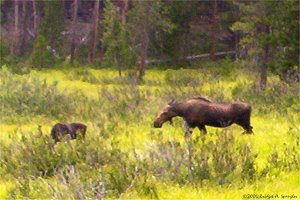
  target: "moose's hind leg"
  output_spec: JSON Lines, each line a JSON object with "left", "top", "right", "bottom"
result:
{"left": 81, "top": 126, "right": 87, "bottom": 139}
{"left": 197, "top": 125, "right": 207, "bottom": 135}
{"left": 183, "top": 120, "right": 193, "bottom": 140}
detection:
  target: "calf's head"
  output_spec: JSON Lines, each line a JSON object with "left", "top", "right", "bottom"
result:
{"left": 154, "top": 99, "right": 177, "bottom": 128}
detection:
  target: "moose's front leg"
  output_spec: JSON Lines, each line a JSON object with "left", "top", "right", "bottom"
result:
{"left": 70, "top": 131, "right": 77, "bottom": 139}
{"left": 197, "top": 125, "right": 207, "bottom": 135}
{"left": 183, "top": 119, "right": 193, "bottom": 140}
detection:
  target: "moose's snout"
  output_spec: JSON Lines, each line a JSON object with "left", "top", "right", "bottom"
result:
{"left": 153, "top": 121, "right": 162, "bottom": 128}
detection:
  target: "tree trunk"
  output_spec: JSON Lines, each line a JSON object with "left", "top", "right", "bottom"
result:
{"left": 210, "top": 0, "right": 217, "bottom": 61}
{"left": 32, "top": 0, "right": 37, "bottom": 36}
{"left": 88, "top": 0, "right": 100, "bottom": 63}
{"left": 297, "top": 64, "right": 300, "bottom": 82}
{"left": 234, "top": 32, "right": 239, "bottom": 60}
{"left": 121, "top": 0, "right": 128, "bottom": 24}
{"left": 139, "top": 26, "right": 148, "bottom": 79}
{"left": 138, "top": 2, "right": 149, "bottom": 79}
{"left": 115, "top": 52, "right": 122, "bottom": 77}
{"left": 113, "top": 0, "right": 129, "bottom": 77}
{"left": 70, "top": 0, "right": 78, "bottom": 64}
{"left": 20, "top": 0, "right": 28, "bottom": 55}
{"left": 260, "top": 25, "right": 271, "bottom": 90}
{"left": 234, "top": 5, "right": 239, "bottom": 61}
{"left": 260, "top": 59, "right": 267, "bottom": 90}
{"left": 10, "top": 0, "right": 19, "bottom": 55}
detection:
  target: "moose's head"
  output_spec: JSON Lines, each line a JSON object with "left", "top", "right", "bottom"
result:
{"left": 153, "top": 99, "right": 178, "bottom": 128}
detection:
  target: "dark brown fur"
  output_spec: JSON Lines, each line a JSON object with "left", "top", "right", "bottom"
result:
{"left": 51, "top": 122, "right": 87, "bottom": 143}
{"left": 154, "top": 97, "right": 253, "bottom": 138}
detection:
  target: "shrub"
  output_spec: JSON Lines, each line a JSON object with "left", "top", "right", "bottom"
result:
{"left": 0, "top": 67, "right": 93, "bottom": 122}
{"left": 164, "top": 69, "right": 202, "bottom": 86}
{"left": 232, "top": 79, "right": 300, "bottom": 114}
{"left": 0, "top": 124, "right": 141, "bottom": 199}
{"left": 142, "top": 131, "right": 259, "bottom": 186}
{"left": 0, "top": 39, "right": 9, "bottom": 64}
{"left": 29, "top": 35, "right": 55, "bottom": 69}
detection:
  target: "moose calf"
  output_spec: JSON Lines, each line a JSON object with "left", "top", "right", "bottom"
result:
{"left": 51, "top": 122, "right": 87, "bottom": 143}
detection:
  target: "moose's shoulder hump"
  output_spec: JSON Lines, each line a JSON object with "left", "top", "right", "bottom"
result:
{"left": 54, "top": 122, "right": 65, "bottom": 127}
{"left": 191, "top": 96, "right": 212, "bottom": 103}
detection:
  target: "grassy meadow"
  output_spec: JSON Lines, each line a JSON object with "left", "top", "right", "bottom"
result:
{"left": 0, "top": 60, "right": 299, "bottom": 199}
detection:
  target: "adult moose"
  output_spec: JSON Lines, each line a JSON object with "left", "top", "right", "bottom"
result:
{"left": 153, "top": 97, "right": 253, "bottom": 139}
{"left": 51, "top": 122, "right": 87, "bottom": 143}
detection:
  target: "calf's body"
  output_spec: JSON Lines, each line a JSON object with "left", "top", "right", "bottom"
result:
{"left": 51, "top": 122, "right": 87, "bottom": 143}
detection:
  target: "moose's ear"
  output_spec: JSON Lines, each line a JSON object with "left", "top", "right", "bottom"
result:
{"left": 168, "top": 99, "right": 176, "bottom": 106}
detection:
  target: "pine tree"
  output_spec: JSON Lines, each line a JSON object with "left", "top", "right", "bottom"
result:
{"left": 127, "top": 0, "right": 173, "bottom": 78}
{"left": 232, "top": 1, "right": 299, "bottom": 87}
{"left": 102, "top": 1, "right": 135, "bottom": 77}
{"left": 270, "top": 1, "right": 299, "bottom": 82}
{"left": 30, "top": 35, "right": 54, "bottom": 68}
{"left": 158, "top": 1, "right": 196, "bottom": 64}
{"left": 39, "top": 0, "right": 65, "bottom": 56}
{"left": 231, "top": 2, "right": 274, "bottom": 89}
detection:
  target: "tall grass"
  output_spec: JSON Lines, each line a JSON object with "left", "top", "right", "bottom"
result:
{"left": 0, "top": 61, "right": 299, "bottom": 199}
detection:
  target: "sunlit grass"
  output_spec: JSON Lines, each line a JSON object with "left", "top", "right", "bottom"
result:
{"left": 122, "top": 171, "right": 300, "bottom": 199}
{"left": 0, "top": 63, "right": 299, "bottom": 199}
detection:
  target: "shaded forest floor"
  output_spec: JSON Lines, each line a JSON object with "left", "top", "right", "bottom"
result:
{"left": 0, "top": 61, "right": 299, "bottom": 199}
